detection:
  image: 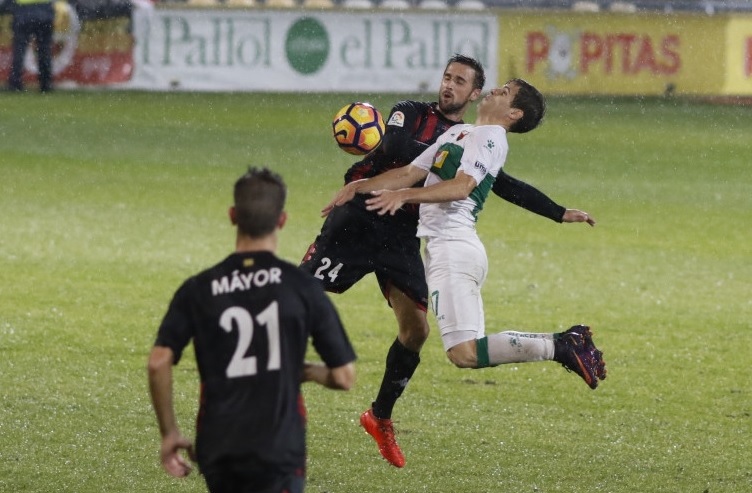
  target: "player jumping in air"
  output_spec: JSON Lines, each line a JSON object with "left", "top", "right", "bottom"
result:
{"left": 301, "top": 55, "right": 599, "bottom": 468}
{"left": 325, "top": 79, "right": 606, "bottom": 395}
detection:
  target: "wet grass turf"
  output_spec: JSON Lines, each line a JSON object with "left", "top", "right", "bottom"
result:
{"left": 1, "top": 90, "right": 750, "bottom": 492}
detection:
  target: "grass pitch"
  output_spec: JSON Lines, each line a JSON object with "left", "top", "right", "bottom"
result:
{"left": 0, "top": 90, "right": 750, "bottom": 493}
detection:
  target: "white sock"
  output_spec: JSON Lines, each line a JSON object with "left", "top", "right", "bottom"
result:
{"left": 486, "top": 331, "right": 555, "bottom": 365}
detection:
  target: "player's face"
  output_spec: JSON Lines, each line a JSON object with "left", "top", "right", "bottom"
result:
{"left": 438, "top": 62, "right": 481, "bottom": 117}
{"left": 478, "top": 82, "right": 520, "bottom": 119}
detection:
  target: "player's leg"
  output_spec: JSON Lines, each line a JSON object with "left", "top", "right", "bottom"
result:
{"left": 360, "top": 290, "right": 427, "bottom": 469}
{"left": 34, "top": 8, "right": 54, "bottom": 93}
{"left": 371, "top": 221, "right": 430, "bottom": 420}
{"left": 8, "top": 14, "right": 32, "bottom": 91}
{"left": 371, "top": 286, "right": 427, "bottom": 419}
{"left": 427, "top": 237, "right": 606, "bottom": 387}
{"left": 425, "top": 235, "right": 489, "bottom": 368}
{"left": 360, "top": 229, "right": 428, "bottom": 468}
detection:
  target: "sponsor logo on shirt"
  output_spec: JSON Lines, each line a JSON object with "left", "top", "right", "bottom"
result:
{"left": 484, "top": 139, "right": 495, "bottom": 150}
{"left": 387, "top": 111, "right": 405, "bottom": 127}
{"left": 474, "top": 161, "right": 487, "bottom": 174}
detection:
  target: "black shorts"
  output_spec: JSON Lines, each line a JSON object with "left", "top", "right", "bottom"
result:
{"left": 202, "top": 459, "right": 304, "bottom": 493}
{"left": 300, "top": 201, "right": 428, "bottom": 310}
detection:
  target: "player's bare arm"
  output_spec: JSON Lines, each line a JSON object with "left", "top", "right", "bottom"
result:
{"left": 366, "top": 170, "right": 477, "bottom": 216}
{"left": 321, "top": 165, "right": 427, "bottom": 217}
{"left": 303, "top": 361, "right": 356, "bottom": 390}
{"left": 147, "top": 346, "right": 194, "bottom": 478}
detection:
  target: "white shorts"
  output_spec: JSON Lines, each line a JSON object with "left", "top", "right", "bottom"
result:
{"left": 422, "top": 234, "right": 488, "bottom": 351}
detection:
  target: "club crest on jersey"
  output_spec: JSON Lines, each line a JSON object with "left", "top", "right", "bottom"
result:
{"left": 387, "top": 111, "right": 405, "bottom": 127}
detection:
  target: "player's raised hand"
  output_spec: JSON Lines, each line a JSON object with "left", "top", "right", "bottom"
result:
{"left": 366, "top": 189, "right": 406, "bottom": 216}
{"left": 562, "top": 208, "right": 596, "bottom": 226}
{"left": 160, "top": 432, "right": 194, "bottom": 478}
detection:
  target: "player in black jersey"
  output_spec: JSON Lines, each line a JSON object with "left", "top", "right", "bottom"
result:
{"left": 301, "top": 55, "right": 594, "bottom": 468}
{"left": 148, "top": 167, "right": 356, "bottom": 493}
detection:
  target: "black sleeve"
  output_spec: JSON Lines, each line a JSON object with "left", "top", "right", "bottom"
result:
{"left": 492, "top": 169, "right": 566, "bottom": 223}
{"left": 154, "top": 279, "right": 196, "bottom": 364}
{"left": 379, "top": 101, "right": 429, "bottom": 163}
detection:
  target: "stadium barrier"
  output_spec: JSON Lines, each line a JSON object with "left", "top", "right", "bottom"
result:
{"left": 0, "top": 2, "right": 750, "bottom": 95}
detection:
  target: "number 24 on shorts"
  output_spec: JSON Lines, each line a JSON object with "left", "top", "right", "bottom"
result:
{"left": 313, "top": 257, "right": 343, "bottom": 282}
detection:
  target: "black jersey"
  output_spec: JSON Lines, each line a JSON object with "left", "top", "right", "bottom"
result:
{"left": 155, "top": 251, "right": 356, "bottom": 473}
{"left": 344, "top": 100, "right": 459, "bottom": 227}
{"left": 345, "top": 100, "right": 458, "bottom": 183}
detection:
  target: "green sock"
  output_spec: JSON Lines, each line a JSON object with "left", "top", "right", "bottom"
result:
{"left": 476, "top": 336, "right": 490, "bottom": 368}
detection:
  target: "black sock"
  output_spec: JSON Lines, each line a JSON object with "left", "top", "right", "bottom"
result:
{"left": 372, "top": 338, "right": 420, "bottom": 420}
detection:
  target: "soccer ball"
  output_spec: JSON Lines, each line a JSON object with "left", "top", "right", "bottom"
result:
{"left": 332, "top": 102, "right": 385, "bottom": 156}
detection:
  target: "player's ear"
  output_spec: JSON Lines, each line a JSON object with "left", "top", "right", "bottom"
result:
{"left": 469, "top": 87, "right": 482, "bottom": 102}
{"left": 229, "top": 206, "right": 238, "bottom": 225}
{"left": 277, "top": 211, "right": 288, "bottom": 230}
{"left": 508, "top": 108, "right": 523, "bottom": 123}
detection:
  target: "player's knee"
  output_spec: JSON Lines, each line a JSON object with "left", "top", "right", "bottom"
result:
{"left": 396, "top": 310, "right": 430, "bottom": 350}
{"left": 412, "top": 320, "right": 430, "bottom": 342}
{"left": 446, "top": 342, "right": 477, "bottom": 369}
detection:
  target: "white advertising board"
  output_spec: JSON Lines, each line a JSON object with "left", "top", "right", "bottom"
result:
{"left": 128, "top": 8, "right": 498, "bottom": 92}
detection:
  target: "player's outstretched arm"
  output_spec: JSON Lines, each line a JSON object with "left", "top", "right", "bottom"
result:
{"left": 493, "top": 171, "right": 595, "bottom": 227}
{"left": 492, "top": 170, "right": 565, "bottom": 222}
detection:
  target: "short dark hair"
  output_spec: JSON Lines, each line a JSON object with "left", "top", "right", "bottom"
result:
{"left": 507, "top": 78, "right": 546, "bottom": 134}
{"left": 446, "top": 54, "right": 486, "bottom": 91}
{"left": 233, "top": 167, "right": 287, "bottom": 238}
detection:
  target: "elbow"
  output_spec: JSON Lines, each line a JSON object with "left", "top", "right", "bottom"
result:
{"left": 330, "top": 364, "right": 356, "bottom": 390}
{"left": 455, "top": 173, "right": 477, "bottom": 200}
{"left": 147, "top": 356, "right": 167, "bottom": 378}
{"left": 147, "top": 346, "right": 173, "bottom": 376}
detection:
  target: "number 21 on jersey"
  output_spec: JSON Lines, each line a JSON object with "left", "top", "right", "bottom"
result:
{"left": 220, "top": 303, "right": 280, "bottom": 378}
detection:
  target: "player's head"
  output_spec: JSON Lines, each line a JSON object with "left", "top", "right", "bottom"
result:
{"left": 231, "top": 167, "right": 287, "bottom": 238}
{"left": 444, "top": 54, "right": 486, "bottom": 91}
{"left": 506, "top": 78, "right": 546, "bottom": 134}
{"left": 438, "top": 54, "right": 486, "bottom": 116}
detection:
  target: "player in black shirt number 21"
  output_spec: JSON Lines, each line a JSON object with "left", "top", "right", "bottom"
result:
{"left": 301, "top": 55, "right": 597, "bottom": 468}
{"left": 148, "top": 168, "right": 356, "bottom": 493}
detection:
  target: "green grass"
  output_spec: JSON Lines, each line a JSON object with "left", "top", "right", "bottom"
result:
{"left": 1, "top": 91, "right": 750, "bottom": 493}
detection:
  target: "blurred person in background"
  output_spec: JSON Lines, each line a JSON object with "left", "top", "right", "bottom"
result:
{"left": 7, "top": 0, "right": 54, "bottom": 92}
